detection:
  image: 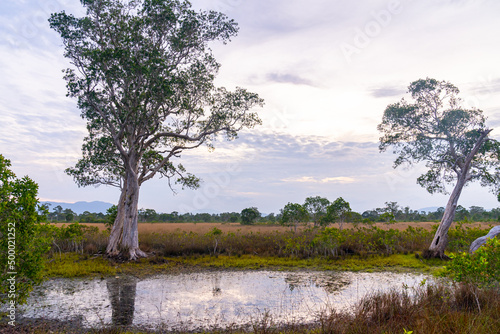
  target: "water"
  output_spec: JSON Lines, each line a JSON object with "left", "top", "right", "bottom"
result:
{"left": 13, "top": 270, "right": 429, "bottom": 331}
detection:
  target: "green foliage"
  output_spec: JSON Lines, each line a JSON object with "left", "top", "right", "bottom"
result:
{"left": 105, "top": 204, "right": 118, "bottom": 231}
{"left": 314, "top": 227, "right": 347, "bottom": 257}
{"left": 280, "top": 202, "right": 309, "bottom": 232}
{"left": 240, "top": 207, "right": 260, "bottom": 225}
{"left": 0, "top": 155, "right": 52, "bottom": 304}
{"left": 303, "top": 196, "right": 330, "bottom": 226}
{"left": 324, "top": 197, "right": 352, "bottom": 229}
{"left": 379, "top": 212, "right": 396, "bottom": 223}
{"left": 205, "top": 227, "right": 223, "bottom": 255}
{"left": 379, "top": 78, "right": 500, "bottom": 196}
{"left": 444, "top": 237, "right": 500, "bottom": 288}
{"left": 43, "top": 253, "right": 116, "bottom": 278}
{"left": 50, "top": 0, "right": 263, "bottom": 190}
{"left": 446, "top": 220, "right": 490, "bottom": 253}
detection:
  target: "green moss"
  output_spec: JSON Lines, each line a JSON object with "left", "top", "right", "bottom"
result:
{"left": 166, "top": 253, "right": 441, "bottom": 273}
{"left": 43, "top": 253, "right": 117, "bottom": 278}
{"left": 43, "top": 252, "right": 443, "bottom": 279}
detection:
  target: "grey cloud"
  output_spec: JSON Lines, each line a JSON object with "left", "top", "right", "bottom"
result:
{"left": 371, "top": 87, "right": 406, "bottom": 98}
{"left": 266, "top": 73, "right": 316, "bottom": 87}
{"left": 213, "top": 132, "right": 385, "bottom": 178}
{"left": 178, "top": 131, "right": 398, "bottom": 213}
{"left": 469, "top": 78, "right": 500, "bottom": 95}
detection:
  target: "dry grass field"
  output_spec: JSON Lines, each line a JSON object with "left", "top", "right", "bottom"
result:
{"left": 53, "top": 221, "right": 496, "bottom": 234}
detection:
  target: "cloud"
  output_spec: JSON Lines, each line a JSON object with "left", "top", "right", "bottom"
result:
{"left": 265, "top": 73, "right": 316, "bottom": 87}
{"left": 282, "top": 176, "right": 356, "bottom": 184}
{"left": 371, "top": 87, "right": 406, "bottom": 98}
{"left": 468, "top": 78, "right": 500, "bottom": 95}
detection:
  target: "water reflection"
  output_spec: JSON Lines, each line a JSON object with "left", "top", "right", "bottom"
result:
{"left": 106, "top": 276, "right": 137, "bottom": 327}
{"left": 9, "top": 270, "right": 430, "bottom": 331}
{"left": 211, "top": 273, "right": 222, "bottom": 297}
{"left": 284, "top": 272, "right": 351, "bottom": 294}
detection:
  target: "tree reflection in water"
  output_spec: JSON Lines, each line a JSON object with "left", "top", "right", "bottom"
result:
{"left": 106, "top": 276, "right": 137, "bottom": 327}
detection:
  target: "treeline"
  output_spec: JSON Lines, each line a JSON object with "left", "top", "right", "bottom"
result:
{"left": 42, "top": 198, "right": 500, "bottom": 225}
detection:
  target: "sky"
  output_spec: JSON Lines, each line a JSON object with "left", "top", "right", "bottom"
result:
{"left": 2, "top": 0, "right": 500, "bottom": 215}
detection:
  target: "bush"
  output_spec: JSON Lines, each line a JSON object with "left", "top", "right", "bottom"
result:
{"left": 0, "top": 155, "right": 52, "bottom": 304}
{"left": 444, "top": 237, "right": 500, "bottom": 289}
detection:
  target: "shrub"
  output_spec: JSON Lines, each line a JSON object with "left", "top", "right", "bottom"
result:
{"left": 444, "top": 237, "right": 500, "bottom": 289}
{"left": 0, "top": 155, "right": 52, "bottom": 304}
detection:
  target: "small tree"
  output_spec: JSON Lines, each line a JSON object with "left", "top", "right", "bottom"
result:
{"left": 303, "top": 196, "right": 330, "bottom": 227}
{"left": 240, "top": 207, "right": 260, "bottom": 225}
{"left": 0, "top": 155, "right": 52, "bottom": 305}
{"left": 325, "top": 197, "right": 352, "bottom": 230}
{"left": 280, "top": 202, "right": 309, "bottom": 233}
{"left": 378, "top": 78, "right": 500, "bottom": 258}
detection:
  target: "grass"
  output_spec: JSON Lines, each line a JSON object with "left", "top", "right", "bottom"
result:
{"left": 43, "top": 253, "right": 117, "bottom": 278}
{"left": 41, "top": 221, "right": 492, "bottom": 279}
{"left": 177, "top": 253, "right": 441, "bottom": 272}
{"left": 42, "top": 252, "right": 443, "bottom": 279}
{"left": 16, "top": 222, "right": 497, "bottom": 333}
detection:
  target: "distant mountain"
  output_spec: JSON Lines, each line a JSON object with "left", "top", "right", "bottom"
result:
{"left": 41, "top": 201, "right": 114, "bottom": 214}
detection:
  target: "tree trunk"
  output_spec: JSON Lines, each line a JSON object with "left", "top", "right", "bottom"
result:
{"left": 469, "top": 225, "right": 500, "bottom": 253}
{"left": 106, "top": 188, "right": 126, "bottom": 256}
{"left": 106, "top": 169, "right": 147, "bottom": 260}
{"left": 427, "top": 173, "right": 468, "bottom": 258}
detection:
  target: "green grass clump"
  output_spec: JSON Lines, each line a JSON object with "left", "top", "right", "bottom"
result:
{"left": 43, "top": 253, "right": 117, "bottom": 278}
{"left": 43, "top": 253, "right": 441, "bottom": 279}
{"left": 180, "top": 253, "right": 441, "bottom": 273}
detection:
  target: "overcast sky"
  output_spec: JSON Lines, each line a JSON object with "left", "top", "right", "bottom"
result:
{"left": 2, "top": 0, "right": 500, "bottom": 214}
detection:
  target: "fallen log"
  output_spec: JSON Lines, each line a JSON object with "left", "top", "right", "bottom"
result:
{"left": 469, "top": 225, "right": 500, "bottom": 253}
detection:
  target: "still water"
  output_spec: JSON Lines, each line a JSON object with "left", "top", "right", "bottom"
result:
{"left": 16, "top": 270, "right": 429, "bottom": 331}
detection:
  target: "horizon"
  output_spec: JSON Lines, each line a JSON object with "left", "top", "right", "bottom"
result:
{"left": 38, "top": 199, "right": 496, "bottom": 216}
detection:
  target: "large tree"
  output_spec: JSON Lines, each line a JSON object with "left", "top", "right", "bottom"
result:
{"left": 378, "top": 78, "right": 500, "bottom": 258}
{"left": 50, "top": 0, "right": 263, "bottom": 259}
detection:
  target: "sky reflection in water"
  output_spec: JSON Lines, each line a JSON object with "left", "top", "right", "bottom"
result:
{"left": 17, "top": 270, "right": 429, "bottom": 331}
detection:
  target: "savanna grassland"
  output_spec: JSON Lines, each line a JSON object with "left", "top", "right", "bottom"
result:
{"left": 2, "top": 220, "right": 500, "bottom": 334}
{"left": 51, "top": 220, "right": 497, "bottom": 234}
{"left": 44, "top": 220, "right": 497, "bottom": 274}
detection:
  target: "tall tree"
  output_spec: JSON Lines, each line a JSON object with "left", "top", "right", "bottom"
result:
{"left": 378, "top": 78, "right": 500, "bottom": 258}
{"left": 50, "top": 0, "right": 263, "bottom": 259}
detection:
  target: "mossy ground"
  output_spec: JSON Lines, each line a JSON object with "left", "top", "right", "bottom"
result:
{"left": 43, "top": 252, "right": 443, "bottom": 279}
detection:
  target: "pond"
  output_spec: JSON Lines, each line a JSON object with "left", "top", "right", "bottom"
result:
{"left": 12, "top": 270, "right": 430, "bottom": 331}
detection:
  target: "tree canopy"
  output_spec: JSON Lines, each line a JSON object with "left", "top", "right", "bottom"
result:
{"left": 378, "top": 78, "right": 500, "bottom": 257}
{"left": 240, "top": 207, "right": 260, "bottom": 225}
{"left": 303, "top": 196, "right": 330, "bottom": 227}
{"left": 325, "top": 197, "right": 352, "bottom": 230}
{"left": 50, "top": 0, "right": 263, "bottom": 259}
{"left": 280, "top": 202, "right": 309, "bottom": 233}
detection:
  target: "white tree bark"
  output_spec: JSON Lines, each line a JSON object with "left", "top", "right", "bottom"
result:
{"left": 428, "top": 173, "right": 467, "bottom": 258}
{"left": 427, "top": 130, "right": 491, "bottom": 258}
{"left": 106, "top": 162, "right": 148, "bottom": 260}
{"left": 106, "top": 188, "right": 126, "bottom": 256}
{"left": 469, "top": 225, "right": 500, "bottom": 253}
